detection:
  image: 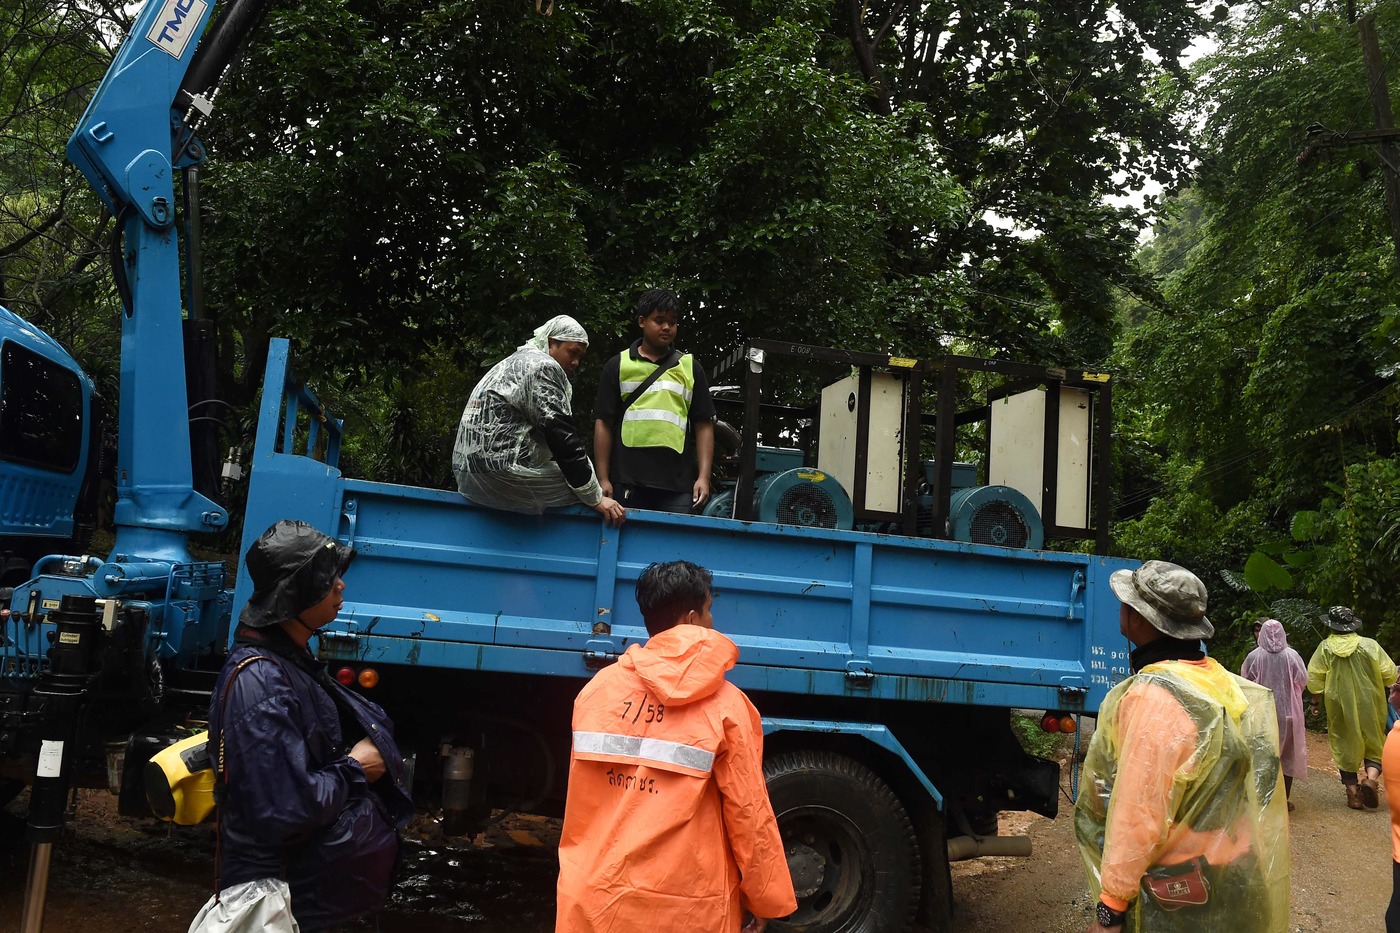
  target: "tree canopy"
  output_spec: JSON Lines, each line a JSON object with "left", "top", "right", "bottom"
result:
{"left": 1116, "top": 0, "right": 1400, "bottom": 664}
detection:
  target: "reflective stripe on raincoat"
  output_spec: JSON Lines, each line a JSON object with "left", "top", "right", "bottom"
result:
{"left": 1075, "top": 658, "right": 1290, "bottom": 932}
{"left": 555, "top": 624, "right": 797, "bottom": 933}
{"left": 1307, "top": 632, "right": 1397, "bottom": 771}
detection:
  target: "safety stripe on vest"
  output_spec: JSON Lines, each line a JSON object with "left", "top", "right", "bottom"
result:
{"left": 572, "top": 730, "right": 715, "bottom": 773}
{"left": 621, "top": 408, "right": 688, "bottom": 430}
{"left": 618, "top": 379, "right": 694, "bottom": 402}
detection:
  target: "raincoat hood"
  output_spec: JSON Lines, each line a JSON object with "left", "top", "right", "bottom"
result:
{"left": 620, "top": 624, "right": 738, "bottom": 706}
{"left": 1327, "top": 632, "right": 1361, "bottom": 658}
{"left": 1257, "top": 619, "right": 1288, "bottom": 654}
{"left": 1141, "top": 657, "right": 1250, "bottom": 720}
{"left": 523, "top": 314, "right": 589, "bottom": 353}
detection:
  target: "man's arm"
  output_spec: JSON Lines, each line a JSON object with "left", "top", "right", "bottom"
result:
{"left": 693, "top": 419, "right": 713, "bottom": 506}
{"left": 1095, "top": 682, "right": 1198, "bottom": 913}
{"left": 714, "top": 691, "right": 798, "bottom": 923}
{"left": 593, "top": 418, "right": 614, "bottom": 498}
{"left": 527, "top": 361, "right": 624, "bottom": 524}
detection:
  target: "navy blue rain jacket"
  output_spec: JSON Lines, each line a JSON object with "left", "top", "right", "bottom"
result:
{"left": 209, "top": 636, "right": 413, "bottom": 932}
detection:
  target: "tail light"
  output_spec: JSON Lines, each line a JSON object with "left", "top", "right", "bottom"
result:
{"left": 1040, "top": 711, "right": 1078, "bottom": 733}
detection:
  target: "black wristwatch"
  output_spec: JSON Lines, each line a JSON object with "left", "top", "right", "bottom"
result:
{"left": 1096, "top": 902, "right": 1126, "bottom": 928}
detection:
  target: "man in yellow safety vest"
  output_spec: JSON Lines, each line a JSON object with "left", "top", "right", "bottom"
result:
{"left": 593, "top": 289, "right": 715, "bottom": 514}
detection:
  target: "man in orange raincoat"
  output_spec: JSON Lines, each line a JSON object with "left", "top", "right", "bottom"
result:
{"left": 555, "top": 561, "right": 797, "bottom": 933}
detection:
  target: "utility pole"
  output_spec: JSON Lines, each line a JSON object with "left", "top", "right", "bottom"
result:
{"left": 1296, "top": 13, "right": 1400, "bottom": 275}
{"left": 1359, "top": 13, "right": 1400, "bottom": 273}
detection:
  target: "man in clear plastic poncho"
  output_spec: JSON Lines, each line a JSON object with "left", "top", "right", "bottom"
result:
{"left": 1076, "top": 560, "right": 1289, "bottom": 933}
{"left": 453, "top": 316, "right": 625, "bottom": 524}
{"left": 1307, "top": 605, "right": 1397, "bottom": 809}
{"left": 1241, "top": 619, "right": 1309, "bottom": 809}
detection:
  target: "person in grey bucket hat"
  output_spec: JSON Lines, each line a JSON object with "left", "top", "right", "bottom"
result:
{"left": 1076, "top": 560, "right": 1290, "bottom": 932}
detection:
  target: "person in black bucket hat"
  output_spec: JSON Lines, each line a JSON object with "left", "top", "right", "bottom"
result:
{"left": 239, "top": 519, "right": 356, "bottom": 630}
{"left": 1076, "top": 560, "right": 1289, "bottom": 932}
{"left": 194, "top": 521, "right": 412, "bottom": 933}
{"left": 1307, "top": 605, "right": 1397, "bottom": 810}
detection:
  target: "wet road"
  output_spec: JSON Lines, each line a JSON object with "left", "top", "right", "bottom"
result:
{"left": 0, "top": 790, "right": 560, "bottom": 932}
{"left": 2, "top": 728, "right": 1387, "bottom": 933}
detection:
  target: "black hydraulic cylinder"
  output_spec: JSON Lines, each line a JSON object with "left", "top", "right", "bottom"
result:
{"left": 179, "top": 0, "right": 278, "bottom": 107}
{"left": 27, "top": 594, "right": 101, "bottom": 840}
{"left": 20, "top": 595, "right": 103, "bottom": 933}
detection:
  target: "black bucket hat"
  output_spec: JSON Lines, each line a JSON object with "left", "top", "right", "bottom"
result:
{"left": 239, "top": 520, "right": 355, "bottom": 629}
{"left": 1326, "top": 605, "right": 1363, "bottom": 633}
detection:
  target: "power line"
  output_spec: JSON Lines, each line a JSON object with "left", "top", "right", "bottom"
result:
{"left": 1116, "top": 379, "right": 1399, "bottom": 511}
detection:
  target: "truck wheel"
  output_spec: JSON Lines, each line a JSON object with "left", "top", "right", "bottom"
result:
{"left": 765, "top": 750, "right": 921, "bottom": 933}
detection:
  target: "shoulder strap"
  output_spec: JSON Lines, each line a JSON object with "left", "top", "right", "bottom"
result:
{"left": 618, "top": 349, "right": 681, "bottom": 418}
{"left": 211, "top": 652, "right": 284, "bottom": 899}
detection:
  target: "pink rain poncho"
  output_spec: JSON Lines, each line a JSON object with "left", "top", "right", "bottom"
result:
{"left": 1240, "top": 620, "right": 1310, "bottom": 780}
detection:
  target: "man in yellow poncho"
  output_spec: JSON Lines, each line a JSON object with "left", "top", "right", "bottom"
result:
{"left": 1307, "top": 605, "right": 1397, "bottom": 810}
{"left": 1076, "top": 560, "right": 1289, "bottom": 933}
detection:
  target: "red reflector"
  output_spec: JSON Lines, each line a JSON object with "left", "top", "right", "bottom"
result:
{"left": 1040, "top": 713, "right": 1060, "bottom": 733}
{"left": 335, "top": 666, "right": 355, "bottom": 686}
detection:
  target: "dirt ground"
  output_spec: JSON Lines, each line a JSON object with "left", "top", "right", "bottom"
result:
{"left": 0, "top": 727, "right": 1388, "bottom": 932}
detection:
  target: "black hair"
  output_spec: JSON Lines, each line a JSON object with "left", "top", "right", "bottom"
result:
{"left": 635, "top": 287, "right": 682, "bottom": 323}
{"left": 636, "top": 560, "right": 712, "bottom": 635}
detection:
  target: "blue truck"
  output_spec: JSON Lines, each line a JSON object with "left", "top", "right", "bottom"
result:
{"left": 0, "top": 309, "right": 102, "bottom": 588}
{"left": 0, "top": 2, "right": 1136, "bottom": 931}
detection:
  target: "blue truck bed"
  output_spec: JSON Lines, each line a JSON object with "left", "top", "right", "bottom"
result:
{"left": 239, "top": 339, "right": 1134, "bottom": 714}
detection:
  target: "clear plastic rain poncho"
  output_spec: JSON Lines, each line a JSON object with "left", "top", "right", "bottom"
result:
{"left": 1307, "top": 632, "right": 1398, "bottom": 772}
{"left": 1076, "top": 658, "right": 1290, "bottom": 932}
{"left": 1240, "top": 619, "right": 1310, "bottom": 780}
{"left": 452, "top": 315, "right": 603, "bottom": 514}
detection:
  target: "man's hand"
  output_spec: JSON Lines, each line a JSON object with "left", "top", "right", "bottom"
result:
{"left": 349, "top": 737, "right": 386, "bottom": 783}
{"left": 1086, "top": 923, "right": 1122, "bottom": 933}
{"left": 692, "top": 476, "right": 710, "bottom": 507}
{"left": 599, "top": 478, "right": 613, "bottom": 498}
{"left": 740, "top": 916, "right": 769, "bottom": 933}
{"left": 594, "top": 496, "right": 626, "bottom": 527}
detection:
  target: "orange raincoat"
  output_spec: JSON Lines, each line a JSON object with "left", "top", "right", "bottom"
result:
{"left": 555, "top": 624, "right": 797, "bottom": 933}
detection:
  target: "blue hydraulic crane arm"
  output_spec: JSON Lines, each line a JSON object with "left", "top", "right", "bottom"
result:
{"left": 64, "top": 0, "right": 274, "bottom": 564}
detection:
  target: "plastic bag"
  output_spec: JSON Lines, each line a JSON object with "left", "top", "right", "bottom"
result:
{"left": 187, "top": 878, "right": 299, "bottom": 933}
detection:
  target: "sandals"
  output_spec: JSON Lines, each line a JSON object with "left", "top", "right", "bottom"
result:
{"left": 1360, "top": 777, "right": 1380, "bottom": 809}
{"left": 1346, "top": 784, "right": 1365, "bottom": 809}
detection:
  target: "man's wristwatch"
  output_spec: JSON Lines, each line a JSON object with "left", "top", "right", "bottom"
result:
{"left": 1096, "top": 902, "right": 1126, "bottom": 928}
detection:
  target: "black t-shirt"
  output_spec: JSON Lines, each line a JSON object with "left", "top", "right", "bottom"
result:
{"left": 594, "top": 341, "right": 716, "bottom": 492}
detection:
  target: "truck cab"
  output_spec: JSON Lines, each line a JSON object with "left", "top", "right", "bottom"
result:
{"left": 0, "top": 307, "right": 101, "bottom": 586}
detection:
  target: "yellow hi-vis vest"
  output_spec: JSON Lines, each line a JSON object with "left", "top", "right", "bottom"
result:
{"left": 619, "top": 353, "right": 695, "bottom": 454}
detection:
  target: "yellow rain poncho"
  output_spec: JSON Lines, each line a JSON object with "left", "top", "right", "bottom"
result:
{"left": 1076, "top": 658, "right": 1290, "bottom": 932}
{"left": 1307, "top": 632, "right": 1397, "bottom": 772}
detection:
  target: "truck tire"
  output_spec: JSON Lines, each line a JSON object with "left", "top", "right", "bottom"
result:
{"left": 765, "top": 750, "right": 921, "bottom": 933}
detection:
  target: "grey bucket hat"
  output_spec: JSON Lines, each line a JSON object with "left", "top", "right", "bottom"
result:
{"left": 1326, "top": 605, "right": 1363, "bottom": 633}
{"left": 1109, "top": 560, "right": 1214, "bottom": 640}
{"left": 239, "top": 520, "right": 354, "bottom": 628}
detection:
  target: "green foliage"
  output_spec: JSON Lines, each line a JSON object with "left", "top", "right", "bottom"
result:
{"left": 1011, "top": 713, "right": 1068, "bottom": 760}
{"left": 0, "top": 1, "right": 125, "bottom": 397}
{"left": 1115, "top": 0, "right": 1400, "bottom": 665}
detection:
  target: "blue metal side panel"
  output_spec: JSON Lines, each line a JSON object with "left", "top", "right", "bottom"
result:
{"left": 240, "top": 456, "right": 1136, "bottom": 711}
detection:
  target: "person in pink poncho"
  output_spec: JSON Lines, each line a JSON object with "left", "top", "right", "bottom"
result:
{"left": 1241, "top": 619, "right": 1309, "bottom": 809}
